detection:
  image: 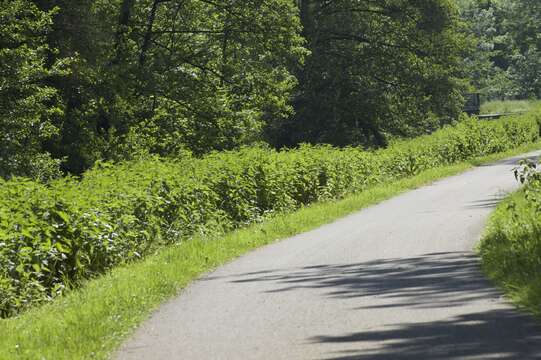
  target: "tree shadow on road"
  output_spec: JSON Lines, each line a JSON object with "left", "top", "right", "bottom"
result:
{"left": 229, "top": 252, "right": 500, "bottom": 310}
{"left": 219, "top": 252, "right": 541, "bottom": 359}
{"left": 314, "top": 308, "right": 541, "bottom": 359}
{"left": 465, "top": 194, "right": 508, "bottom": 209}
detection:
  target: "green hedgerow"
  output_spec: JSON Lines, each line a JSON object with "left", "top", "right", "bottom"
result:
{"left": 1, "top": 111, "right": 540, "bottom": 317}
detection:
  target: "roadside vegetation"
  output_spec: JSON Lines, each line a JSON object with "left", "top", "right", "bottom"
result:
{"left": 2, "top": 113, "right": 539, "bottom": 319}
{"left": 459, "top": 0, "right": 541, "bottom": 101}
{"left": 481, "top": 100, "right": 541, "bottom": 115}
{"left": 480, "top": 155, "right": 541, "bottom": 319}
{"left": 1, "top": 116, "right": 541, "bottom": 360}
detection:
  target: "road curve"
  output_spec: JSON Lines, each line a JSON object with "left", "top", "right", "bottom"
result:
{"left": 117, "top": 152, "right": 541, "bottom": 360}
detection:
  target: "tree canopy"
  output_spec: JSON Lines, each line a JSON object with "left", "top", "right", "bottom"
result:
{"left": 459, "top": 0, "right": 541, "bottom": 99}
{"left": 268, "top": 0, "right": 466, "bottom": 148}
{"left": 0, "top": 0, "right": 538, "bottom": 179}
{"left": 0, "top": 1, "right": 63, "bottom": 180}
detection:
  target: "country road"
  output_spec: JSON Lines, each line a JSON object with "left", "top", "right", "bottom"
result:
{"left": 117, "top": 151, "right": 541, "bottom": 360}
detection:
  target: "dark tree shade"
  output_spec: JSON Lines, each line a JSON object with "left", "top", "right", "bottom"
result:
{"left": 268, "top": 0, "right": 466, "bottom": 148}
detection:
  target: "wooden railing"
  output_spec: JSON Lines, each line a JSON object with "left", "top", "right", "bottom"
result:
{"left": 477, "top": 111, "right": 527, "bottom": 120}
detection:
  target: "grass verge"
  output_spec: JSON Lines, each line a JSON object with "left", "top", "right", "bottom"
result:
{"left": 481, "top": 99, "right": 540, "bottom": 115}
{"left": 479, "top": 188, "right": 541, "bottom": 320}
{"left": 2, "top": 140, "right": 541, "bottom": 360}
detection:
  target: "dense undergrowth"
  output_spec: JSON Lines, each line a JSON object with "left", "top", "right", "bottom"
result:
{"left": 480, "top": 158, "right": 541, "bottom": 318}
{"left": 1, "top": 113, "right": 540, "bottom": 318}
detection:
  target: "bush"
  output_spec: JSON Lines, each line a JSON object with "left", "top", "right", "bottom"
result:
{"left": 1, "top": 112, "right": 540, "bottom": 318}
{"left": 479, "top": 155, "right": 541, "bottom": 317}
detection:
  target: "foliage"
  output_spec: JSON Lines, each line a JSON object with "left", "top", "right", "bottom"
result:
{"left": 1, "top": 0, "right": 539, "bottom": 180}
{"left": 458, "top": 0, "right": 512, "bottom": 98}
{"left": 479, "top": 105, "right": 541, "bottom": 318}
{"left": 481, "top": 100, "right": 541, "bottom": 115}
{"left": 0, "top": 1, "right": 64, "bottom": 181}
{"left": 268, "top": 0, "right": 467, "bottom": 148}
{"left": 459, "top": 0, "right": 541, "bottom": 100}
{"left": 1, "top": 150, "right": 523, "bottom": 360}
{"left": 1, "top": 112, "right": 539, "bottom": 318}
{"left": 502, "top": 0, "right": 541, "bottom": 99}
{"left": 28, "top": 0, "right": 305, "bottom": 174}
{"left": 480, "top": 157, "right": 541, "bottom": 318}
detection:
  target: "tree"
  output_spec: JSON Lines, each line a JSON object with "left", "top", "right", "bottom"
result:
{"left": 120, "top": 0, "right": 306, "bottom": 156}
{"left": 28, "top": 0, "right": 304, "bottom": 173}
{"left": 0, "top": 1, "right": 63, "bottom": 180}
{"left": 270, "top": 0, "right": 467, "bottom": 148}
{"left": 502, "top": 0, "right": 541, "bottom": 98}
{"left": 458, "top": 0, "right": 541, "bottom": 100}
{"left": 459, "top": 0, "right": 507, "bottom": 99}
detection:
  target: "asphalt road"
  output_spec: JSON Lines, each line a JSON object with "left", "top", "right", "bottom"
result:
{"left": 117, "top": 152, "right": 541, "bottom": 360}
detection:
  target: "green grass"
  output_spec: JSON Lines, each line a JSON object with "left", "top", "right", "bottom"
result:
{"left": 479, "top": 188, "right": 541, "bottom": 320}
{"left": 1, "top": 140, "right": 541, "bottom": 360}
{"left": 481, "top": 100, "right": 540, "bottom": 115}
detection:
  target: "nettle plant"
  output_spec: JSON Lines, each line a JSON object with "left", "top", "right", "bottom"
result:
{"left": 513, "top": 159, "right": 541, "bottom": 213}
{"left": 0, "top": 113, "right": 539, "bottom": 318}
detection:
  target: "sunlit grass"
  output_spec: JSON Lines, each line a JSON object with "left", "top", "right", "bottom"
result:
{"left": 479, "top": 189, "right": 541, "bottom": 320}
{"left": 481, "top": 100, "right": 540, "bottom": 114}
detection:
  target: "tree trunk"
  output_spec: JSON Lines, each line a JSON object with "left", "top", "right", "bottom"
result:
{"left": 221, "top": 2, "right": 232, "bottom": 85}
{"left": 139, "top": 0, "right": 161, "bottom": 67}
{"left": 112, "top": 0, "right": 135, "bottom": 65}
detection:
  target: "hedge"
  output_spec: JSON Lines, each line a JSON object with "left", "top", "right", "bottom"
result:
{"left": 1, "top": 112, "right": 540, "bottom": 318}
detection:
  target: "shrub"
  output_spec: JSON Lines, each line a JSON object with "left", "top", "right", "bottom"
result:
{"left": 479, "top": 159, "right": 541, "bottom": 317}
{"left": 0, "top": 112, "right": 540, "bottom": 317}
